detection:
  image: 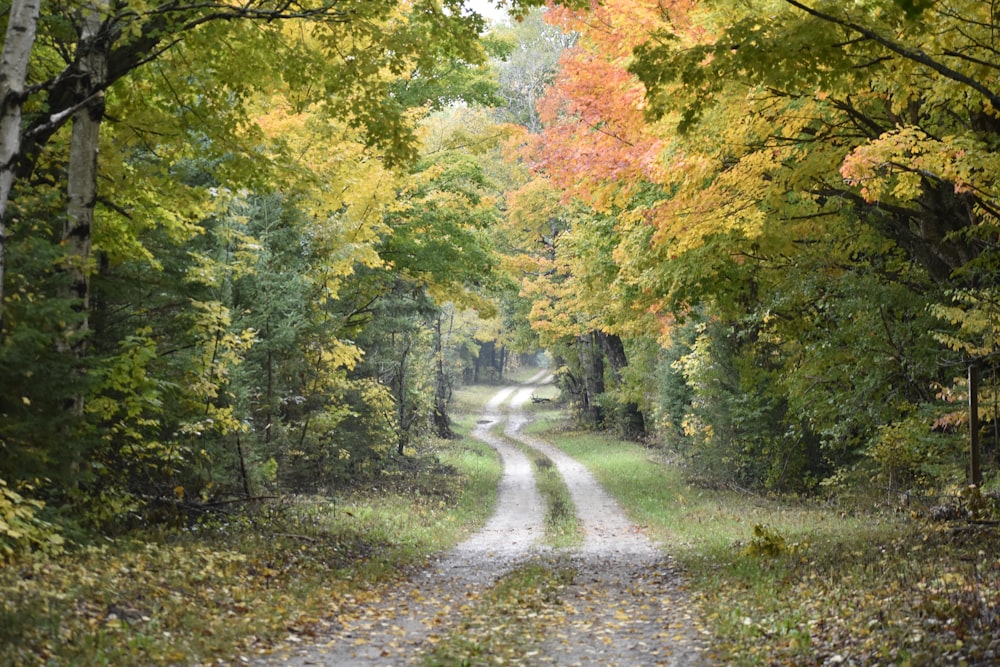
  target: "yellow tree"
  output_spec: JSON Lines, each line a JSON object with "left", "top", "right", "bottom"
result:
{"left": 627, "top": 0, "right": 999, "bottom": 487}
{"left": 0, "top": 0, "right": 544, "bottom": 509}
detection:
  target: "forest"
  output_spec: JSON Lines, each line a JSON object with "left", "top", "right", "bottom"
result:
{"left": 7, "top": 0, "right": 1000, "bottom": 664}
{"left": 3, "top": 0, "right": 1000, "bottom": 565}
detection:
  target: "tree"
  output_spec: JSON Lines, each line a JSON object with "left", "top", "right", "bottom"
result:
{"left": 490, "top": 8, "right": 576, "bottom": 132}
{"left": 3, "top": 0, "right": 581, "bottom": 516}
{"left": 622, "top": 0, "right": 990, "bottom": 487}
{"left": 1, "top": 0, "right": 515, "bottom": 385}
{"left": 496, "top": 1, "right": 690, "bottom": 436}
{"left": 489, "top": 0, "right": 976, "bottom": 487}
{"left": 361, "top": 107, "right": 505, "bottom": 450}
{"left": 631, "top": 0, "right": 1000, "bottom": 285}
{"left": 0, "top": 0, "right": 40, "bottom": 329}
{"left": 524, "top": 0, "right": 675, "bottom": 210}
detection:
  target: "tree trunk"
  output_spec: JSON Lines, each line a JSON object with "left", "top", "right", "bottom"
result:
{"left": 969, "top": 361, "right": 983, "bottom": 487}
{"left": 598, "top": 331, "right": 646, "bottom": 440}
{"left": 432, "top": 313, "right": 454, "bottom": 439}
{"left": 476, "top": 340, "right": 496, "bottom": 383}
{"left": 497, "top": 344, "right": 507, "bottom": 381}
{"left": 264, "top": 320, "right": 274, "bottom": 449}
{"left": 396, "top": 337, "right": 411, "bottom": 455}
{"left": 55, "top": 5, "right": 108, "bottom": 481}
{"left": 578, "top": 331, "right": 605, "bottom": 428}
{"left": 236, "top": 434, "right": 252, "bottom": 498}
{"left": 64, "top": 6, "right": 109, "bottom": 357}
{"left": 0, "top": 0, "right": 40, "bottom": 337}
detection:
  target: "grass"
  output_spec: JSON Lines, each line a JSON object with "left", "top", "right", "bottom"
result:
{"left": 15, "top": 378, "right": 994, "bottom": 666}
{"left": 529, "top": 402, "right": 1000, "bottom": 666}
{"left": 421, "top": 556, "right": 576, "bottom": 667}
{"left": 0, "top": 435, "right": 503, "bottom": 667}
{"left": 524, "top": 448, "right": 582, "bottom": 548}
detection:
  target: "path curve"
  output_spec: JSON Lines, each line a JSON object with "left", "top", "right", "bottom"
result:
{"left": 504, "top": 379, "right": 705, "bottom": 666}
{"left": 255, "top": 373, "right": 706, "bottom": 666}
{"left": 433, "top": 371, "right": 548, "bottom": 583}
{"left": 506, "top": 386, "right": 658, "bottom": 557}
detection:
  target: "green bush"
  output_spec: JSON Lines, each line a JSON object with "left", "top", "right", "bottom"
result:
{"left": 0, "top": 479, "right": 64, "bottom": 562}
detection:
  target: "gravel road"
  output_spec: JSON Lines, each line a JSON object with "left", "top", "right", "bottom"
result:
{"left": 255, "top": 373, "right": 707, "bottom": 666}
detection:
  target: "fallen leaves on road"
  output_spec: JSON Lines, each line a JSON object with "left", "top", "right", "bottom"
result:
{"left": 422, "top": 556, "right": 576, "bottom": 666}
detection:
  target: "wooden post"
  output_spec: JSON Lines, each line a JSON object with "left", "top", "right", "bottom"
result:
{"left": 969, "top": 361, "right": 983, "bottom": 487}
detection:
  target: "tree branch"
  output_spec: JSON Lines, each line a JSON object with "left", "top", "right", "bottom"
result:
{"left": 783, "top": 0, "right": 1000, "bottom": 110}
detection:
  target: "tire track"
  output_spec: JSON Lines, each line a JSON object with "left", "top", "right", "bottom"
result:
{"left": 505, "top": 395, "right": 658, "bottom": 557}
{"left": 254, "top": 371, "right": 551, "bottom": 666}
{"left": 255, "top": 372, "right": 706, "bottom": 666}
{"left": 503, "top": 378, "right": 707, "bottom": 667}
{"left": 432, "top": 371, "right": 548, "bottom": 582}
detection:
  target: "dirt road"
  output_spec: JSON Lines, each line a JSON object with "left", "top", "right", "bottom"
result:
{"left": 257, "top": 374, "right": 706, "bottom": 666}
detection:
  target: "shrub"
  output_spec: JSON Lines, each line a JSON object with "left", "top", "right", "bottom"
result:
{"left": 0, "top": 479, "right": 64, "bottom": 562}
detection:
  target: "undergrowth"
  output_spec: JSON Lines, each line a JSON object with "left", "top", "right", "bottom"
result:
{"left": 0, "top": 437, "right": 502, "bottom": 666}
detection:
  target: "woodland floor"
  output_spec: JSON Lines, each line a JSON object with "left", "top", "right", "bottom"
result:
{"left": 254, "top": 372, "right": 708, "bottom": 666}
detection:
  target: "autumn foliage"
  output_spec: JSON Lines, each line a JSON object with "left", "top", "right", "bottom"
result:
{"left": 498, "top": 0, "right": 1000, "bottom": 495}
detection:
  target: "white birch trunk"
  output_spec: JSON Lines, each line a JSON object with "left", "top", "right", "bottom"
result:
{"left": 60, "top": 6, "right": 107, "bottom": 439}
{"left": 64, "top": 7, "right": 108, "bottom": 351}
{"left": 0, "top": 0, "right": 41, "bottom": 332}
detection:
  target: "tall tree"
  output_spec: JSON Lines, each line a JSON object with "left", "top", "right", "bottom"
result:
{"left": 0, "top": 0, "right": 39, "bottom": 328}
{"left": 624, "top": 0, "right": 986, "bottom": 487}
{"left": 363, "top": 107, "right": 504, "bottom": 448}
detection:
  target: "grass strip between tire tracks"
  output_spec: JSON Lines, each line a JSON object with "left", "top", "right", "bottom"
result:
{"left": 526, "top": 448, "right": 582, "bottom": 549}
{"left": 420, "top": 556, "right": 576, "bottom": 667}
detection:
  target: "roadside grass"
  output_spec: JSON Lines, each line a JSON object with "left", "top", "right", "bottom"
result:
{"left": 530, "top": 404, "right": 1000, "bottom": 666}
{"left": 421, "top": 556, "right": 576, "bottom": 667}
{"left": 0, "top": 436, "right": 502, "bottom": 667}
{"left": 450, "top": 382, "right": 502, "bottom": 422}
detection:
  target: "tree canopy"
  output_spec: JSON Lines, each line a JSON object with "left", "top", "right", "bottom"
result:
{"left": 4, "top": 0, "right": 1000, "bottom": 556}
{"left": 497, "top": 0, "right": 1000, "bottom": 492}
